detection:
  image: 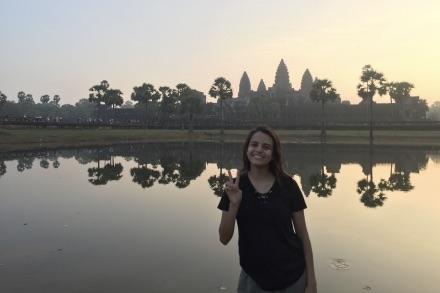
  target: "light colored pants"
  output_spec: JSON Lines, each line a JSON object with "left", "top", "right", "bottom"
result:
{"left": 237, "top": 269, "right": 307, "bottom": 293}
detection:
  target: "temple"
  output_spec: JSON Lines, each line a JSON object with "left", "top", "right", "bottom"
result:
{"left": 89, "top": 59, "right": 428, "bottom": 127}
{"left": 229, "top": 59, "right": 427, "bottom": 124}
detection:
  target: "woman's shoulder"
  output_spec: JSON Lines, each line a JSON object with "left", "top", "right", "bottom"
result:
{"left": 278, "top": 173, "right": 294, "bottom": 184}
{"left": 278, "top": 175, "right": 300, "bottom": 191}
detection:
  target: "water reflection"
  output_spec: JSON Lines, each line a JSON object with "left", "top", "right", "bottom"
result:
{"left": 0, "top": 160, "right": 5, "bottom": 177}
{"left": 309, "top": 143, "right": 337, "bottom": 198}
{"left": 1, "top": 143, "right": 438, "bottom": 209}
{"left": 88, "top": 158, "right": 123, "bottom": 185}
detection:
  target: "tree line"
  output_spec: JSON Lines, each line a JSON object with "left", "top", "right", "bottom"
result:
{"left": 0, "top": 65, "right": 437, "bottom": 134}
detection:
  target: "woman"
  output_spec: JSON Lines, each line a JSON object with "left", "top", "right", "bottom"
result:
{"left": 217, "top": 126, "right": 317, "bottom": 293}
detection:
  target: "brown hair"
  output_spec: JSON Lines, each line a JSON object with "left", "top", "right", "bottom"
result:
{"left": 242, "top": 126, "right": 290, "bottom": 182}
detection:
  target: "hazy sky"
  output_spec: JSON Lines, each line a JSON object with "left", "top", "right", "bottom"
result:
{"left": 1, "top": 0, "right": 439, "bottom": 105}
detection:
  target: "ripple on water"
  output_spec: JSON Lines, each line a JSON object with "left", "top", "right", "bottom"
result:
{"left": 330, "top": 258, "right": 351, "bottom": 270}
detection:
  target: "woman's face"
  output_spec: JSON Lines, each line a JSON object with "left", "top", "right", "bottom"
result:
{"left": 247, "top": 131, "right": 274, "bottom": 168}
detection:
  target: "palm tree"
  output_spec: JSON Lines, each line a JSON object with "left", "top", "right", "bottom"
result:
{"left": 209, "top": 77, "right": 233, "bottom": 135}
{"left": 310, "top": 171, "right": 336, "bottom": 197}
{"left": 40, "top": 159, "right": 50, "bottom": 169}
{"left": 310, "top": 78, "right": 339, "bottom": 142}
{"left": 40, "top": 94, "right": 50, "bottom": 104}
{"left": 0, "top": 161, "right": 6, "bottom": 178}
{"left": 0, "top": 91, "right": 7, "bottom": 108}
{"left": 53, "top": 95, "right": 60, "bottom": 106}
{"left": 158, "top": 86, "right": 178, "bottom": 127}
{"left": 378, "top": 163, "right": 413, "bottom": 192}
{"left": 174, "top": 150, "right": 205, "bottom": 188}
{"left": 356, "top": 144, "right": 386, "bottom": 208}
{"left": 357, "top": 65, "right": 387, "bottom": 142}
{"left": 208, "top": 173, "right": 228, "bottom": 196}
{"left": 356, "top": 179, "right": 386, "bottom": 208}
{"left": 89, "top": 80, "right": 110, "bottom": 120}
{"left": 309, "top": 143, "right": 337, "bottom": 197}
{"left": 130, "top": 165, "right": 160, "bottom": 188}
{"left": 88, "top": 159, "right": 123, "bottom": 185}
{"left": 104, "top": 89, "right": 123, "bottom": 109}
{"left": 177, "top": 84, "right": 203, "bottom": 133}
{"left": 25, "top": 94, "right": 35, "bottom": 104}
{"left": 131, "top": 83, "right": 160, "bottom": 128}
{"left": 387, "top": 81, "right": 414, "bottom": 120}
{"left": 388, "top": 82, "right": 413, "bottom": 104}
{"left": 89, "top": 81, "right": 109, "bottom": 105}
{"left": 17, "top": 91, "right": 26, "bottom": 104}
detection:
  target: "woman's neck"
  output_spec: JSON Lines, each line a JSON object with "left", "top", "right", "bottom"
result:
{"left": 248, "top": 166, "right": 273, "bottom": 181}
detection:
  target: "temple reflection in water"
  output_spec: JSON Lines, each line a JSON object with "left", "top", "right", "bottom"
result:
{"left": 1, "top": 142, "right": 438, "bottom": 208}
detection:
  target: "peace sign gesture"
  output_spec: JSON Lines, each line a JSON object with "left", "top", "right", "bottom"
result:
{"left": 224, "top": 169, "right": 242, "bottom": 206}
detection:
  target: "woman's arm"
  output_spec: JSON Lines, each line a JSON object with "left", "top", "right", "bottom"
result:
{"left": 219, "top": 170, "right": 242, "bottom": 245}
{"left": 219, "top": 203, "right": 240, "bottom": 245}
{"left": 292, "top": 210, "right": 317, "bottom": 292}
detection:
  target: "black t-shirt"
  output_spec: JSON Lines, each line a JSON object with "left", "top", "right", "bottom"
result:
{"left": 217, "top": 173, "right": 307, "bottom": 291}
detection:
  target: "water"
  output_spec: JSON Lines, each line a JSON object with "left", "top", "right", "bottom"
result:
{"left": 0, "top": 143, "right": 439, "bottom": 293}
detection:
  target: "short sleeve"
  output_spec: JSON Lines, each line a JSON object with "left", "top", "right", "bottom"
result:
{"left": 286, "top": 178, "right": 307, "bottom": 212}
{"left": 217, "top": 191, "right": 230, "bottom": 211}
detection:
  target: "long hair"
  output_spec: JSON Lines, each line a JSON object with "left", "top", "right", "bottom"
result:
{"left": 242, "top": 126, "right": 290, "bottom": 182}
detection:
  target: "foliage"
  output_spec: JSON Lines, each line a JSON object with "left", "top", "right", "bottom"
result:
{"left": 428, "top": 101, "right": 440, "bottom": 121}
{"left": 158, "top": 86, "right": 178, "bottom": 122}
{"left": 310, "top": 79, "right": 339, "bottom": 104}
{"left": 131, "top": 83, "right": 160, "bottom": 106}
{"left": 40, "top": 95, "right": 50, "bottom": 104}
{"left": 357, "top": 65, "right": 387, "bottom": 102}
{"left": 310, "top": 78, "right": 339, "bottom": 140}
{"left": 357, "top": 65, "right": 388, "bottom": 141}
{"left": 310, "top": 171, "right": 337, "bottom": 197}
{"left": 17, "top": 91, "right": 26, "bottom": 104}
{"left": 209, "top": 77, "right": 233, "bottom": 134}
{"left": 88, "top": 162, "right": 123, "bottom": 185}
{"left": 0, "top": 161, "right": 6, "bottom": 178}
{"left": 0, "top": 91, "right": 7, "bottom": 108}
{"left": 53, "top": 95, "right": 61, "bottom": 106}
{"left": 89, "top": 80, "right": 109, "bottom": 105}
{"left": 130, "top": 165, "right": 160, "bottom": 188}
{"left": 208, "top": 173, "right": 228, "bottom": 197}
{"left": 378, "top": 172, "right": 414, "bottom": 192}
{"left": 356, "top": 179, "right": 387, "bottom": 208}
{"left": 104, "top": 89, "right": 123, "bottom": 109}
{"left": 131, "top": 83, "right": 160, "bottom": 126}
{"left": 387, "top": 82, "right": 414, "bottom": 103}
{"left": 176, "top": 84, "right": 204, "bottom": 131}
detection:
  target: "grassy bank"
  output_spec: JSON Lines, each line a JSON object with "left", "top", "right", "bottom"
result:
{"left": 1, "top": 127, "right": 440, "bottom": 152}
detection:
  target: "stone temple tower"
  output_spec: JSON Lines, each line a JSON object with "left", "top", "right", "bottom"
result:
{"left": 238, "top": 71, "right": 251, "bottom": 99}
{"left": 256, "top": 79, "right": 267, "bottom": 95}
{"left": 273, "top": 59, "right": 292, "bottom": 91}
{"left": 272, "top": 59, "right": 293, "bottom": 99}
{"left": 300, "top": 69, "right": 314, "bottom": 102}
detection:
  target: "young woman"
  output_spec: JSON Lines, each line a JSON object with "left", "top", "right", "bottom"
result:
{"left": 218, "top": 126, "right": 317, "bottom": 293}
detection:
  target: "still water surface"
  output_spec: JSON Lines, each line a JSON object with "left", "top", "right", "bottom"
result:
{"left": 0, "top": 143, "right": 439, "bottom": 293}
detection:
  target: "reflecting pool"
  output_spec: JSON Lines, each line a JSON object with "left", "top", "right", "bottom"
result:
{"left": 0, "top": 143, "right": 439, "bottom": 292}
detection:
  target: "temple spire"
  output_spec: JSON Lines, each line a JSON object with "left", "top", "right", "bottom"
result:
{"left": 300, "top": 68, "right": 313, "bottom": 100}
{"left": 257, "top": 79, "right": 267, "bottom": 93}
{"left": 273, "top": 59, "right": 292, "bottom": 92}
{"left": 238, "top": 71, "right": 251, "bottom": 98}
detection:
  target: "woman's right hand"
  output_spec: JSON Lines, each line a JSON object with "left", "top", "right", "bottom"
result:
{"left": 225, "top": 169, "right": 242, "bottom": 206}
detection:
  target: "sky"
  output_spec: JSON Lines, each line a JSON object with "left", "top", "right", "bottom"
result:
{"left": 1, "top": 0, "right": 439, "bottom": 105}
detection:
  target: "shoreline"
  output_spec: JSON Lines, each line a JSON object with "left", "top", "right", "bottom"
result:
{"left": 1, "top": 127, "right": 440, "bottom": 153}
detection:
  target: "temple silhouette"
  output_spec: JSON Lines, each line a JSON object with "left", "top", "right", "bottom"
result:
{"left": 227, "top": 59, "right": 427, "bottom": 125}
{"left": 94, "top": 59, "right": 428, "bottom": 128}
